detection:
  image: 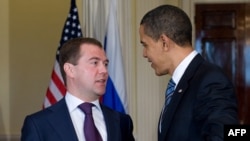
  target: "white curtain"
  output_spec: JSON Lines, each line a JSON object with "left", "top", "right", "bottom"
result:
{"left": 83, "top": 0, "right": 109, "bottom": 45}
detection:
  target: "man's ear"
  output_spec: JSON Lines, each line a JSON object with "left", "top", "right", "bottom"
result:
{"left": 160, "top": 34, "right": 170, "bottom": 50}
{"left": 64, "top": 63, "right": 75, "bottom": 78}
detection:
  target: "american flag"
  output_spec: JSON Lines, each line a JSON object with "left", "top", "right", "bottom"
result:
{"left": 43, "top": 0, "right": 82, "bottom": 108}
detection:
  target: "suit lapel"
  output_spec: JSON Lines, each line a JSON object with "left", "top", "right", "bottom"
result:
{"left": 46, "top": 98, "right": 78, "bottom": 141}
{"left": 159, "top": 78, "right": 189, "bottom": 140}
{"left": 101, "top": 105, "right": 121, "bottom": 141}
{"left": 160, "top": 54, "right": 204, "bottom": 140}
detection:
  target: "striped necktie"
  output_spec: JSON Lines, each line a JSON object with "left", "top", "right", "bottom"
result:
{"left": 159, "top": 78, "right": 176, "bottom": 132}
{"left": 165, "top": 78, "right": 176, "bottom": 106}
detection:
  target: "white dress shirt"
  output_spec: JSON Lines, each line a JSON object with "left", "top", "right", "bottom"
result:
{"left": 172, "top": 50, "right": 198, "bottom": 86}
{"left": 159, "top": 50, "right": 198, "bottom": 132}
{"left": 65, "top": 92, "right": 107, "bottom": 141}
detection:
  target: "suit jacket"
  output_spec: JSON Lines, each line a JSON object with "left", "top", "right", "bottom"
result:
{"left": 21, "top": 98, "right": 134, "bottom": 141}
{"left": 158, "top": 54, "right": 239, "bottom": 141}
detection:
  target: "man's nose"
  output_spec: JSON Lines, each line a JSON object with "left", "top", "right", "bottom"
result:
{"left": 99, "top": 63, "right": 108, "bottom": 74}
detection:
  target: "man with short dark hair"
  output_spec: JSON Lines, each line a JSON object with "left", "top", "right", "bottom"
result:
{"left": 139, "top": 5, "right": 239, "bottom": 141}
{"left": 21, "top": 37, "right": 135, "bottom": 141}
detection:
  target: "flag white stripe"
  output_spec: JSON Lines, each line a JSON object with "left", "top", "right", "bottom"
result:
{"left": 43, "top": 97, "right": 51, "bottom": 108}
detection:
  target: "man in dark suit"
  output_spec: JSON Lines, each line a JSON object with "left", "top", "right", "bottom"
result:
{"left": 139, "top": 5, "right": 239, "bottom": 141}
{"left": 21, "top": 37, "right": 135, "bottom": 141}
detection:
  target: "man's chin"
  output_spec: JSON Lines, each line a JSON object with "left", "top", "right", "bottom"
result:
{"left": 155, "top": 72, "right": 162, "bottom": 76}
{"left": 155, "top": 70, "right": 167, "bottom": 76}
{"left": 97, "top": 91, "right": 106, "bottom": 96}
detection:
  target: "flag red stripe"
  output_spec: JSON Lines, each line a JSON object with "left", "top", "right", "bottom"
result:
{"left": 51, "top": 69, "right": 66, "bottom": 95}
{"left": 46, "top": 89, "right": 57, "bottom": 105}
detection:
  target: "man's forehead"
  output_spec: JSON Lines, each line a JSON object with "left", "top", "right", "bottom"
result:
{"left": 80, "top": 45, "right": 107, "bottom": 59}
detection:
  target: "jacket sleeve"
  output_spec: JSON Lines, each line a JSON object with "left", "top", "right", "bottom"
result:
{"left": 194, "top": 68, "right": 239, "bottom": 141}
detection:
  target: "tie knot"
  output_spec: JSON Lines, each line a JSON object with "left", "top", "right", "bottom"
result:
{"left": 168, "top": 78, "right": 175, "bottom": 87}
{"left": 78, "top": 102, "right": 94, "bottom": 115}
{"left": 166, "top": 78, "right": 176, "bottom": 96}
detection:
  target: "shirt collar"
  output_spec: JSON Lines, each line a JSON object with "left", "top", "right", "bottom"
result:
{"left": 172, "top": 50, "right": 198, "bottom": 85}
{"left": 65, "top": 92, "right": 102, "bottom": 113}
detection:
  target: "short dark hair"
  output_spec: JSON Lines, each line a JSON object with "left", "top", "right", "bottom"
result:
{"left": 59, "top": 37, "right": 103, "bottom": 85}
{"left": 140, "top": 5, "right": 192, "bottom": 46}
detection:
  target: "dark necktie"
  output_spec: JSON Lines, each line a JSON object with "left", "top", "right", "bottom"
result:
{"left": 165, "top": 78, "right": 176, "bottom": 106}
{"left": 160, "top": 78, "right": 176, "bottom": 132}
{"left": 78, "top": 103, "right": 103, "bottom": 141}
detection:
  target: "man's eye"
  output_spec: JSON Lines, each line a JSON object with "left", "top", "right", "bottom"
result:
{"left": 104, "top": 62, "right": 108, "bottom": 67}
{"left": 91, "top": 61, "right": 98, "bottom": 65}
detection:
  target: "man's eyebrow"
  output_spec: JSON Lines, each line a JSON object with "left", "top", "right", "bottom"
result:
{"left": 89, "top": 57, "right": 109, "bottom": 62}
{"left": 89, "top": 57, "right": 100, "bottom": 60}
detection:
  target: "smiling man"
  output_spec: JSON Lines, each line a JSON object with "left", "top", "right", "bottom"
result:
{"left": 139, "top": 4, "right": 239, "bottom": 141}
